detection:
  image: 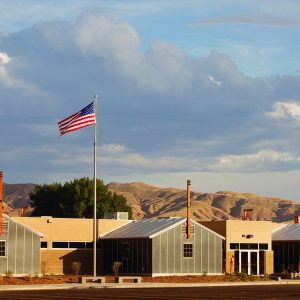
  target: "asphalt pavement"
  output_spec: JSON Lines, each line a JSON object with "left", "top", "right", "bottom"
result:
{"left": 1, "top": 285, "right": 300, "bottom": 299}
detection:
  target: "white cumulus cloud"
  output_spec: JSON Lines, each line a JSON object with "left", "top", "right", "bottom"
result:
{"left": 269, "top": 101, "right": 300, "bottom": 121}
{"left": 211, "top": 150, "right": 300, "bottom": 172}
{"left": 0, "top": 52, "right": 10, "bottom": 64}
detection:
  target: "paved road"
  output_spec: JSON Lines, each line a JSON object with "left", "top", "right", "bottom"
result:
{"left": 0, "top": 285, "right": 300, "bottom": 300}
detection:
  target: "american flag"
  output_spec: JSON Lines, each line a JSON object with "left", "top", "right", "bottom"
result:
{"left": 58, "top": 101, "right": 96, "bottom": 136}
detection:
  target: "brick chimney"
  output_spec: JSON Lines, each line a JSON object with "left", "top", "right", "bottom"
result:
{"left": 0, "top": 171, "right": 3, "bottom": 235}
{"left": 294, "top": 216, "right": 300, "bottom": 224}
{"left": 186, "top": 179, "right": 191, "bottom": 239}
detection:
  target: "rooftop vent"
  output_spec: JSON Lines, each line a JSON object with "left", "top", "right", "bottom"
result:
{"left": 104, "top": 212, "right": 128, "bottom": 220}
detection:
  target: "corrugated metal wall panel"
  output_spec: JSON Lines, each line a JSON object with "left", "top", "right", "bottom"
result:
{"left": 167, "top": 228, "right": 175, "bottom": 272}
{"left": 152, "top": 221, "right": 223, "bottom": 275}
{"left": 7, "top": 221, "right": 16, "bottom": 273}
{"left": 201, "top": 229, "right": 209, "bottom": 273}
{"left": 195, "top": 226, "right": 202, "bottom": 273}
{"left": 152, "top": 236, "right": 160, "bottom": 273}
{"left": 24, "top": 230, "right": 33, "bottom": 274}
{"left": 174, "top": 226, "right": 181, "bottom": 273}
{"left": 208, "top": 233, "right": 215, "bottom": 273}
{"left": 215, "top": 236, "right": 222, "bottom": 273}
{"left": 32, "top": 233, "right": 41, "bottom": 274}
{"left": 15, "top": 225, "right": 25, "bottom": 274}
{"left": 160, "top": 232, "right": 168, "bottom": 273}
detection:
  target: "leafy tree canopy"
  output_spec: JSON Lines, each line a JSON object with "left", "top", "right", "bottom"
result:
{"left": 30, "top": 177, "right": 132, "bottom": 219}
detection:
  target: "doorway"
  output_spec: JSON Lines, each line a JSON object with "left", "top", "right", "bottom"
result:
{"left": 237, "top": 250, "right": 263, "bottom": 275}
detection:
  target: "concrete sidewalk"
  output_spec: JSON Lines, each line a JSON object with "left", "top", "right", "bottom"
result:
{"left": 1, "top": 280, "right": 300, "bottom": 291}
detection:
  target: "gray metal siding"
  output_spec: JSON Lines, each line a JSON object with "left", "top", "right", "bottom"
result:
{"left": 24, "top": 230, "right": 33, "bottom": 273}
{"left": 8, "top": 221, "right": 16, "bottom": 273}
{"left": 168, "top": 228, "right": 175, "bottom": 272}
{"left": 152, "top": 222, "right": 223, "bottom": 274}
{"left": 0, "top": 217, "right": 41, "bottom": 275}
{"left": 201, "top": 229, "right": 209, "bottom": 273}
{"left": 0, "top": 228, "right": 8, "bottom": 274}
{"left": 16, "top": 226, "right": 24, "bottom": 274}
{"left": 215, "top": 236, "right": 222, "bottom": 273}
{"left": 32, "top": 234, "right": 41, "bottom": 273}
{"left": 174, "top": 226, "right": 181, "bottom": 273}
{"left": 160, "top": 232, "right": 168, "bottom": 273}
{"left": 152, "top": 236, "right": 160, "bottom": 273}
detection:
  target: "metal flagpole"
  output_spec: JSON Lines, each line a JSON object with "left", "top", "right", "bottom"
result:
{"left": 93, "top": 95, "right": 97, "bottom": 278}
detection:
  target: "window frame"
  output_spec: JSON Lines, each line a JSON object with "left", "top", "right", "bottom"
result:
{"left": 0, "top": 240, "right": 7, "bottom": 257}
{"left": 51, "top": 241, "right": 93, "bottom": 249}
{"left": 183, "top": 243, "right": 193, "bottom": 258}
{"left": 40, "top": 241, "right": 48, "bottom": 249}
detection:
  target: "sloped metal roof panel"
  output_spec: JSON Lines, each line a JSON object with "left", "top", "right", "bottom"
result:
{"left": 101, "top": 217, "right": 185, "bottom": 239}
{"left": 272, "top": 224, "right": 300, "bottom": 241}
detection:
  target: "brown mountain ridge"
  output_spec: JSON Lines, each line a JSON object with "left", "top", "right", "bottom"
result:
{"left": 107, "top": 182, "right": 299, "bottom": 222}
{"left": 2, "top": 182, "right": 299, "bottom": 222}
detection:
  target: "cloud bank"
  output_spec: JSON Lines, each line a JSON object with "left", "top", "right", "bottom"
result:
{"left": 1, "top": 13, "right": 300, "bottom": 193}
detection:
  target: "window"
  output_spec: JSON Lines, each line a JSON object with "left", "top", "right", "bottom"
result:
{"left": 41, "top": 241, "right": 48, "bottom": 248}
{"left": 240, "top": 243, "right": 258, "bottom": 250}
{"left": 183, "top": 243, "right": 193, "bottom": 258}
{"left": 230, "top": 243, "right": 239, "bottom": 250}
{"left": 69, "top": 242, "right": 86, "bottom": 249}
{"left": 52, "top": 242, "right": 69, "bottom": 248}
{"left": 51, "top": 241, "right": 94, "bottom": 249}
{"left": 259, "top": 243, "right": 268, "bottom": 250}
{"left": 0, "top": 240, "right": 6, "bottom": 256}
{"left": 86, "top": 242, "right": 93, "bottom": 249}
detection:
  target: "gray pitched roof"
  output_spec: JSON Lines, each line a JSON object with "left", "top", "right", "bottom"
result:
{"left": 272, "top": 224, "right": 300, "bottom": 241}
{"left": 101, "top": 217, "right": 185, "bottom": 239}
{"left": 100, "top": 217, "right": 225, "bottom": 240}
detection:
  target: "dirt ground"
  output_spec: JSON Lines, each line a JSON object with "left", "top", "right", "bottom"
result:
{"left": 0, "top": 274, "right": 274, "bottom": 285}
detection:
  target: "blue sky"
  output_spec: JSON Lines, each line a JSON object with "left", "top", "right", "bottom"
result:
{"left": 1, "top": 0, "right": 300, "bottom": 200}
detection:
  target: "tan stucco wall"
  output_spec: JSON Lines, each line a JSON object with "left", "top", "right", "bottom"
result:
{"left": 200, "top": 220, "right": 283, "bottom": 275}
{"left": 265, "top": 251, "right": 274, "bottom": 275}
{"left": 14, "top": 217, "right": 132, "bottom": 247}
{"left": 41, "top": 249, "right": 103, "bottom": 275}
{"left": 225, "top": 220, "right": 275, "bottom": 251}
{"left": 225, "top": 250, "right": 235, "bottom": 274}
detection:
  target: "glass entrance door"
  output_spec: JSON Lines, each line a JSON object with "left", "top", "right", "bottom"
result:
{"left": 250, "top": 252, "right": 258, "bottom": 275}
{"left": 239, "top": 251, "right": 259, "bottom": 275}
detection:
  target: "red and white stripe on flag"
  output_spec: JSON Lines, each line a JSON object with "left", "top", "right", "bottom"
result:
{"left": 58, "top": 101, "right": 96, "bottom": 136}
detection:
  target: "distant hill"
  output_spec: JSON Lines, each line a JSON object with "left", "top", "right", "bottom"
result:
{"left": 3, "top": 183, "right": 35, "bottom": 215}
{"left": 2, "top": 181, "right": 300, "bottom": 222}
{"left": 108, "top": 182, "right": 300, "bottom": 222}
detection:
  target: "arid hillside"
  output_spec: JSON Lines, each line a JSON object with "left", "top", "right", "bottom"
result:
{"left": 2, "top": 182, "right": 300, "bottom": 222}
{"left": 2, "top": 183, "right": 36, "bottom": 216}
{"left": 108, "top": 182, "right": 300, "bottom": 222}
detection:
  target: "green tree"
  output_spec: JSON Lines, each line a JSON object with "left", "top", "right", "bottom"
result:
{"left": 30, "top": 177, "right": 132, "bottom": 219}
